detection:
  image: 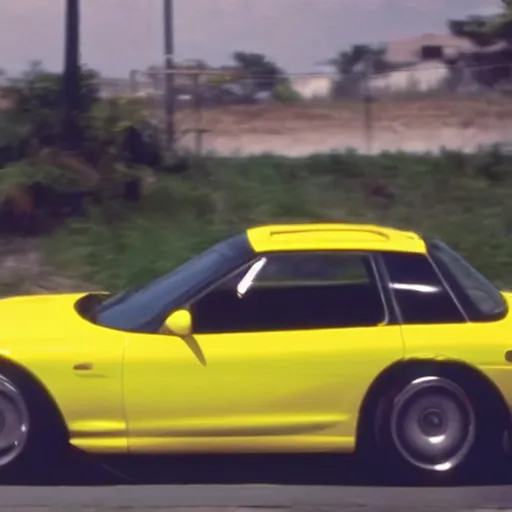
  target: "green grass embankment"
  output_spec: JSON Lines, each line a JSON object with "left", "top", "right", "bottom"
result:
{"left": 46, "top": 150, "right": 512, "bottom": 291}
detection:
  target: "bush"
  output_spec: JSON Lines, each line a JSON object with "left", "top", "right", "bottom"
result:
{"left": 273, "top": 81, "right": 301, "bottom": 103}
{"left": 0, "top": 149, "right": 155, "bottom": 235}
{"left": 85, "top": 99, "right": 162, "bottom": 168}
{"left": 1, "top": 66, "right": 100, "bottom": 152}
{"left": 0, "top": 62, "right": 164, "bottom": 237}
{"left": 0, "top": 111, "right": 31, "bottom": 168}
{"left": 0, "top": 62, "right": 164, "bottom": 178}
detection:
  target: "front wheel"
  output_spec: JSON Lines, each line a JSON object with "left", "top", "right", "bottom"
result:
{"left": 0, "top": 370, "right": 68, "bottom": 480}
{"left": 0, "top": 375, "right": 30, "bottom": 469}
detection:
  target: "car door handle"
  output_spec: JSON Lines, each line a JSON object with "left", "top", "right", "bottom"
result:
{"left": 504, "top": 351, "right": 512, "bottom": 363}
{"left": 73, "top": 362, "right": 94, "bottom": 371}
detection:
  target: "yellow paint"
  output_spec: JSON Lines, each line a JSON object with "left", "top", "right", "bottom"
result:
{"left": 0, "top": 293, "right": 128, "bottom": 453}
{"left": 124, "top": 325, "right": 404, "bottom": 453}
{"left": 402, "top": 292, "right": 512, "bottom": 404}
{"left": 246, "top": 223, "right": 426, "bottom": 254}
{"left": 0, "top": 223, "right": 511, "bottom": 457}
{"left": 165, "top": 309, "right": 193, "bottom": 337}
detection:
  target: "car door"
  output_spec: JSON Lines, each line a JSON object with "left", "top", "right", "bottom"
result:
{"left": 123, "top": 250, "right": 405, "bottom": 453}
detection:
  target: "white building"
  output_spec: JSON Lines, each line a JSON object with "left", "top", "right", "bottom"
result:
{"left": 289, "top": 73, "right": 336, "bottom": 100}
{"left": 365, "top": 33, "right": 479, "bottom": 94}
{"left": 367, "top": 61, "right": 452, "bottom": 94}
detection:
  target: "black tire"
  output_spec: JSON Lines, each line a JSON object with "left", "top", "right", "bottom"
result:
{"left": 372, "top": 371, "right": 505, "bottom": 484}
{"left": 0, "top": 366, "right": 68, "bottom": 481}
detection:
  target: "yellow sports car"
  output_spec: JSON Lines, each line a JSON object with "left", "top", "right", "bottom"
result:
{"left": 0, "top": 223, "right": 511, "bottom": 481}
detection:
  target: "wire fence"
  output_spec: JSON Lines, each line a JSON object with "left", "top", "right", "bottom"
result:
{"left": 96, "top": 61, "right": 512, "bottom": 99}
{"left": 4, "top": 61, "right": 512, "bottom": 156}
{"left": 117, "top": 61, "right": 512, "bottom": 156}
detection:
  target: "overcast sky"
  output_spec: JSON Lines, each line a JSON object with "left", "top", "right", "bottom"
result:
{"left": 0, "top": 0, "right": 501, "bottom": 77}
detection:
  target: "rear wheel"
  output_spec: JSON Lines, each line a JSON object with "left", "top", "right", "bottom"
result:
{"left": 389, "top": 376, "right": 476, "bottom": 473}
{"left": 372, "top": 373, "right": 504, "bottom": 483}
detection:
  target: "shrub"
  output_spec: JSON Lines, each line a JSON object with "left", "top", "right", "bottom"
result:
{"left": 273, "top": 81, "right": 301, "bottom": 103}
{"left": 0, "top": 149, "right": 156, "bottom": 235}
{"left": 0, "top": 62, "right": 164, "bottom": 176}
{"left": 2, "top": 66, "right": 100, "bottom": 151}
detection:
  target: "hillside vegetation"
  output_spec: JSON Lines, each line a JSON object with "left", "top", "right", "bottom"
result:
{"left": 45, "top": 150, "right": 512, "bottom": 292}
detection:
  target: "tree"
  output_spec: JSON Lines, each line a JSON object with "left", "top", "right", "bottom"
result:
{"left": 231, "top": 52, "right": 283, "bottom": 93}
{"left": 61, "top": 0, "right": 81, "bottom": 151}
{"left": 449, "top": 0, "right": 512, "bottom": 47}
{"left": 328, "top": 44, "right": 391, "bottom": 77}
{"left": 449, "top": 0, "right": 512, "bottom": 88}
{"left": 326, "top": 44, "right": 393, "bottom": 98}
{"left": 4, "top": 62, "right": 100, "bottom": 148}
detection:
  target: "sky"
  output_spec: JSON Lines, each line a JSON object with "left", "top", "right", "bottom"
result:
{"left": 0, "top": 0, "right": 502, "bottom": 78}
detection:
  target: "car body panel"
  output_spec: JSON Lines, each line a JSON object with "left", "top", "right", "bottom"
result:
{"left": 0, "top": 293, "right": 128, "bottom": 453}
{"left": 0, "top": 223, "right": 511, "bottom": 458}
{"left": 400, "top": 292, "right": 512, "bottom": 412}
{"left": 123, "top": 325, "right": 404, "bottom": 453}
{"left": 247, "top": 223, "right": 426, "bottom": 254}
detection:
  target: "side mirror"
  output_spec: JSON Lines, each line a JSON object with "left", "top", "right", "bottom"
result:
{"left": 164, "top": 309, "right": 192, "bottom": 337}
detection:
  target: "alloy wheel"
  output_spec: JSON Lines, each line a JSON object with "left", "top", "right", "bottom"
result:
{"left": 390, "top": 376, "right": 476, "bottom": 472}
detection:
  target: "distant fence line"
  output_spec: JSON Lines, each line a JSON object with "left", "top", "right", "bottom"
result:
{"left": 109, "top": 62, "right": 512, "bottom": 156}
{"left": 2, "top": 62, "right": 512, "bottom": 156}
{"left": 94, "top": 61, "right": 512, "bottom": 100}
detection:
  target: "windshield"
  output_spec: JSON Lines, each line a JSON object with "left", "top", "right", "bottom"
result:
{"left": 428, "top": 239, "right": 507, "bottom": 322}
{"left": 90, "top": 233, "right": 255, "bottom": 333}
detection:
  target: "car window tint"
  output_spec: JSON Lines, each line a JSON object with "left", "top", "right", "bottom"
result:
{"left": 428, "top": 239, "right": 506, "bottom": 321}
{"left": 382, "top": 252, "right": 466, "bottom": 325}
{"left": 190, "top": 252, "right": 385, "bottom": 333}
{"left": 256, "top": 252, "right": 369, "bottom": 286}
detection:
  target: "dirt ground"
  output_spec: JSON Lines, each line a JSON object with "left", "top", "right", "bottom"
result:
{"left": 172, "top": 95, "right": 512, "bottom": 156}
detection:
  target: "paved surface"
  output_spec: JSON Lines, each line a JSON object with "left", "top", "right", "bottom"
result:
{"left": 0, "top": 456, "right": 512, "bottom": 512}
{"left": 2, "top": 453, "right": 512, "bottom": 511}
{"left": 3, "top": 483, "right": 512, "bottom": 511}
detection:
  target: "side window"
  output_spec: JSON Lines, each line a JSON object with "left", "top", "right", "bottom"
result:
{"left": 255, "top": 252, "right": 370, "bottom": 286}
{"left": 189, "top": 252, "right": 386, "bottom": 334}
{"left": 382, "top": 252, "right": 466, "bottom": 325}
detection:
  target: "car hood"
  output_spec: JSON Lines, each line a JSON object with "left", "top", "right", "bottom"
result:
{"left": 0, "top": 292, "right": 98, "bottom": 341}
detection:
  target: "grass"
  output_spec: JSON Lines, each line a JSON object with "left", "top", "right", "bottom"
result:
{"left": 42, "top": 150, "right": 512, "bottom": 293}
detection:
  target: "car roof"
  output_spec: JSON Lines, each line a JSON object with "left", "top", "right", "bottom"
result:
{"left": 246, "top": 223, "right": 426, "bottom": 254}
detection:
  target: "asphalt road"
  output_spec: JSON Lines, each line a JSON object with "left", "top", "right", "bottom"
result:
{"left": 3, "top": 453, "right": 512, "bottom": 511}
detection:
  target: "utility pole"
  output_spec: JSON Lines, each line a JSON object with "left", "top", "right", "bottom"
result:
{"left": 62, "top": 0, "right": 81, "bottom": 151}
{"left": 363, "top": 52, "right": 374, "bottom": 155}
{"left": 163, "top": 0, "right": 175, "bottom": 156}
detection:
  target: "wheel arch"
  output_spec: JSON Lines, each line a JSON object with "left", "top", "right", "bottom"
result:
{"left": 0, "top": 355, "right": 69, "bottom": 439}
{"left": 355, "top": 357, "right": 511, "bottom": 452}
